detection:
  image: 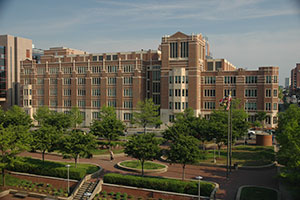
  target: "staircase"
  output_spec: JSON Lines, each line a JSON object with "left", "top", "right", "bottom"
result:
{"left": 73, "top": 180, "right": 99, "bottom": 200}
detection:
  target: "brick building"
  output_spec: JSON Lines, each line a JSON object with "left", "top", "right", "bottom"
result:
{"left": 20, "top": 32, "right": 279, "bottom": 128}
{"left": 0, "top": 35, "right": 32, "bottom": 109}
{"left": 291, "top": 63, "right": 300, "bottom": 90}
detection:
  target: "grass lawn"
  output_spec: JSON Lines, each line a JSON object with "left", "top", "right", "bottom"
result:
{"left": 91, "top": 148, "right": 124, "bottom": 155}
{"left": 120, "top": 160, "right": 165, "bottom": 170}
{"left": 199, "top": 145, "right": 275, "bottom": 166}
{"left": 240, "top": 186, "right": 278, "bottom": 200}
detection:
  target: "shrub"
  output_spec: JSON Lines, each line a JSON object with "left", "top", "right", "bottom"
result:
{"left": 122, "top": 193, "right": 128, "bottom": 198}
{"left": 7, "top": 157, "right": 97, "bottom": 180}
{"left": 108, "top": 191, "right": 115, "bottom": 196}
{"left": 103, "top": 173, "right": 215, "bottom": 196}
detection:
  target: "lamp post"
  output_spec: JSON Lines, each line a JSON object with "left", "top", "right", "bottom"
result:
{"left": 195, "top": 176, "right": 203, "bottom": 200}
{"left": 213, "top": 138, "right": 216, "bottom": 163}
{"left": 66, "top": 164, "right": 71, "bottom": 194}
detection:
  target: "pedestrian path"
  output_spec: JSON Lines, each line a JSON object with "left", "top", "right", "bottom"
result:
{"left": 19, "top": 151, "right": 279, "bottom": 200}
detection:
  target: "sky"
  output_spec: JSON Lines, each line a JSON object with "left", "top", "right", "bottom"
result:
{"left": 0, "top": 0, "right": 300, "bottom": 85}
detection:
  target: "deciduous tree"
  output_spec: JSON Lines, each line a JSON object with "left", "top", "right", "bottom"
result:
{"left": 131, "top": 99, "right": 162, "bottom": 134}
{"left": 124, "top": 133, "right": 161, "bottom": 176}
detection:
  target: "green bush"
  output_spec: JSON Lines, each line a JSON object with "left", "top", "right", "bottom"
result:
{"left": 7, "top": 157, "right": 98, "bottom": 180}
{"left": 103, "top": 173, "right": 214, "bottom": 196}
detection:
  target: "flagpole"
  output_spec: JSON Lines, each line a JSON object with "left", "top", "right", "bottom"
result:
{"left": 229, "top": 94, "right": 232, "bottom": 173}
{"left": 226, "top": 101, "right": 230, "bottom": 179}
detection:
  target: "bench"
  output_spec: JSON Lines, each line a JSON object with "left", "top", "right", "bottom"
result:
{"left": 14, "top": 192, "right": 28, "bottom": 198}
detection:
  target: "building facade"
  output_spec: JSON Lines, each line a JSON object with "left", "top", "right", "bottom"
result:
{"left": 0, "top": 35, "right": 32, "bottom": 109}
{"left": 291, "top": 63, "right": 300, "bottom": 90}
{"left": 20, "top": 32, "right": 279, "bottom": 128}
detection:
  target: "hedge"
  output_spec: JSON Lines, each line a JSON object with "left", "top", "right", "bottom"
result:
{"left": 8, "top": 157, "right": 99, "bottom": 180}
{"left": 103, "top": 173, "right": 214, "bottom": 197}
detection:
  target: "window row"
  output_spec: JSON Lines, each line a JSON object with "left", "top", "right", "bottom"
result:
{"left": 169, "top": 102, "right": 189, "bottom": 110}
{"left": 169, "top": 76, "right": 189, "bottom": 84}
{"left": 204, "top": 102, "right": 216, "bottom": 109}
{"left": 169, "top": 89, "right": 188, "bottom": 97}
{"left": 204, "top": 89, "right": 215, "bottom": 97}
{"left": 205, "top": 77, "right": 216, "bottom": 84}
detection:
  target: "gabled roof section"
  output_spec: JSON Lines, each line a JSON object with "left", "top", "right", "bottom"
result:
{"left": 169, "top": 31, "right": 188, "bottom": 39}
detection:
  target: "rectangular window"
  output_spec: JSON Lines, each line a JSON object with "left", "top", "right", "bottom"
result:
{"left": 92, "top": 88, "right": 101, "bottom": 96}
{"left": 245, "top": 76, "right": 257, "bottom": 84}
{"left": 245, "top": 102, "right": 257, "bottom": 110}
{"left": 108, "top": 100, "right": 116, "bottom": 107}
{"left": 106, "top": 55, "right": 111, "bottom": 61}
{"left": 78, "top": 78, "right": 86, "bottom": 85}
{"left": 107, "top": 65, "right": 117, "bottom": 73}
{"left": 64, "top": 89, "right": 71, "bottom": 96}
{"left": 92, "top": 66, "right": 101, "bottom": 73}
{"left": 49, "top": 67, "right": 58, "bottom": 74}
{"left": 92, "top": 56, "right": 98, "bottom": 61}
{"left": 123, "top": 88, "right": 133, "bottom": 97}
{"left": 123, "top": 101, "right": 133, "bottom": 108}
{"left": 37, "top": 89, "right": 44, "bottom": 96}
{"left": 205, "top": 77, "right": 216, "bottom": 84}
{"left": 77, "top": 100, "right": 86, "bottom": 107}
{"left": 63, "top": 67, "right": 72, "bottom": 74}
{"left": 169, "top": 89, "right": 173, "bottom": 97}
{"left": 123, "top": 77, "right": 133, "bottom": 85}
{"left": 273, "top": 76, "right": 278, "bottom": 83}
{"left": 50, "top": 78, "right": 57, "bottom": 85}
{"left": 170, "top": 42, "right": 178, "bottom": 58}
{"left": 224, "top": 76, "right": 236, "bottom": 84}
{"left": 50, "top": 99, "right": 57, "bottom": 107}
{"left": 265, "top": 103, "right": 271, "bottom": 111}
{"left": 207, "top": 62, "right": 213, "bottom": 71}
{"left": 245, "top": 89, "right": 257, "bottom": 97}
{"left": 274, "top": 89, "right": 278, "bottom": 97}
{"left": 124, "top": 113, "right": 132, "bottom": 121}
{"left": 64, "top": 99, "right": 71, "bottom": 107}
{"left": 76, "top": 66, "right": 87, "bottom": 74}
{"left": 169, "top": 76, "right": 173, "bottom": 84}
{"left": 108, "top": 88, "right": 116, "bottom": 97}
{"left": 92, "top": 77, "right": 101, "bottom": 85}
{"left": 63, "top": 78, "right": 71, "bottom": 85}
{"left": 266, "top": 89, "right": 272, "bottom": 97}
{"left": 37, "top": 67, "right": 45, "bottom": 75}
{"left": 153, "top": 94, "right": 160, "bottom": 105}
{"left": 92, "top": 100, "right": 101, "bottom": 108}
{"left": 152, "top": 71, "right": 160, "bottom": 81}
{"left": 204, "top": 102, "right": 216, "bottom": 109}
{"left": 78, "top": 89, "right": 86, "bottom": 96}
{"left": 92, "top": 112, "right": 100, "bottom": 119}
{"left": 273, "top": 103, "right": 277, "bottom": 110}
{"left": 224, "top": 89, "right": 236, "bottom": 97}
{"left": 99, "top": 56, "right": 103, "bottom": 61}
{"left": 180, "top": 42, "right": 189, "bottom": 58}
{"left": 113, "top": 55, "right": 118, "bottom": 60}
{"left": 24, "top": 68, "right": 32, "bottom": 75}
{"left": 265, "top": 76, "right": 272, "bottom": 84}
{"left": 152, "top": 82, "right": 160, "bottom": 93}
{"left": 216, "top": 62, "right": 222, "bottom": 70}
{"left": 204, "top": 89, "right": 216, "bottom": 97}
{"left": 108, "top": 77, "right": 116, "bottom": 85}
{"left": 169, "top": 115, "right": 175, "bottom": 122}
{"left": 123, "top": 65, "right": 133, "bottom": 73}
{"left": 169, "top": 102, "right": 173, "bottom": 109}
{"left": 50, "top": 88, "right": 57, "bottom": 96}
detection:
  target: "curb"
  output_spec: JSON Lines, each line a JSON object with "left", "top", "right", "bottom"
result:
{"left": 116, "top": 160, "right": 168, "bottom": 174}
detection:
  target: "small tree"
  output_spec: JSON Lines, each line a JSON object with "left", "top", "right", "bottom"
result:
{"left": 124, "top": 133, "right": 161, "bottom": 176}
{"left": 166, "top": 135, "right": 200, "bottom": 180}
{"left": 31, "top": 125, "right": 62, "bottom": 162}
{"left": 90, "top": 106, "right": 125, "bottom": 150}
{"left": 0, "top": 125, "right": 31, "bottom": 186}
{"left": 69, "top": 107, "right": 83, "bottom": 129}
{"left": 59, "top": 130, "right": 97, "bottom": 167}
{"left": 131, "top": 99, "right": 162, "bottom": 134}
{"left": 0, "top": 105, "right": 32, "bottom": 128}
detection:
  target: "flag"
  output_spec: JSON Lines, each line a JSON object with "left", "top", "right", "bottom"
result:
{"left": 219, "top": 91, "right": 232, "bottom": 110}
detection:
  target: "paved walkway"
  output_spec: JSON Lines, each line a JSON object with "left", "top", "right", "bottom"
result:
{"left": 19, "top": 151, "right": 279, "bottom": 200}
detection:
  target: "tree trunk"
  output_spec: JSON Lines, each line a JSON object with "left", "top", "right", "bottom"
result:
{"left": 2, "top": 168, "right": 5, "bottom": 186}
{"left": 144, "top": 125, "right": 146, "bottom": 135}
{"left": 202, "top": 140, "right": 205, "bottom": 151}
{"left": 218, "top": 144, "right": 221, "bottom": 158}
{"left": 75, "top": 155, "right": 78, "bottom": 168}
{"left": 182, "top": 164, "right": 186, "bottom": 180}
{"left": 141, "top": 160, "right": 144, "bottom": 177}
{"left": 42, "top": 150, "right": 45, "bottom": 163}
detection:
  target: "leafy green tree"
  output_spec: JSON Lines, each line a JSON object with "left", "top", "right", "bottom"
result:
{"left": 192, "top": 117, "right": 212, "bottom": 150}
{"left": 90, "top": 106, "right": 125, "bottom": 150}
{"left": 31, "top": 125, "right": 62, "bottom": 162}
{"left": 166, "top": 135, "right": 200, "bottom": 180}
{"left": 0, "top": 124, "right": 31, "bottom": 186}
{"left": 0, "top": 105, "right": 32, "bottom": 128}
{"left": 69, "top": 107, "right": 83, "bottom": 129}
{"left": 34, "top": 106, "right": 72, "bottom": 131}
{"left": 276, "top": 104, "right": 300, "bottom": 171}
{"left": 163, "top": 108, "right": 196, "bottom": 142}
{"left": 124, "top": 133, "right": 161, "bottom": 176}
{"left": 131, "top": 99, "right": 162, "bottom": 134}
{"left": 59, "top": 130, "right": 97, "bottom": 167}
{"left": 255, "top": 111, "right": 267, "bottom": 129}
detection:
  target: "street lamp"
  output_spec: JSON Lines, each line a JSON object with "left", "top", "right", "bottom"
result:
{"left": 66, "top": 164, "right": 71, "bottom": 194}
{"left": 213, "top": 138, "right": 216, "bottom": 164}
{"left": 195, "top": 176, "right": 203, "bottom": 200}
